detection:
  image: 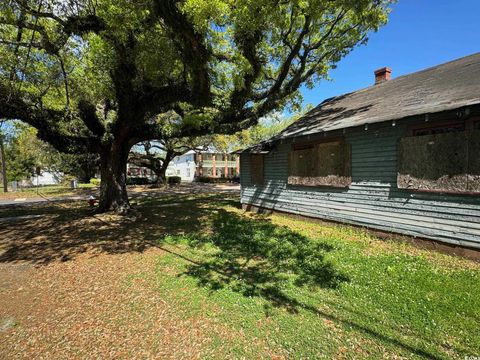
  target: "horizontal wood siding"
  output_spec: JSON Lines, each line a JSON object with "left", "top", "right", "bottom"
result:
{"left": 240, "top": 120, "right": 480, "bottom": 249}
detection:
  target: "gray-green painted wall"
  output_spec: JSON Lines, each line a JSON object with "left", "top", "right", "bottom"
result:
{"left": 240, "top": 118, "right": 480, "bottom": 249}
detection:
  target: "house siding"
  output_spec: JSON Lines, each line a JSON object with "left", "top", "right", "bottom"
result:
{"left": 240, "top": 119, "right": 480, "bottom": 249}
{"left": 166, "top": 152, "right": 196, "bottom": 181}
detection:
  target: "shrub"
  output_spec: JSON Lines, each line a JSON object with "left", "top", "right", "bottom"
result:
{"left": 89, "top": 178, "right": 101, "bottom": 186}
{"left": 167, "top": 176, "right": 181, "bottom": 185}
{"left": 127, "top": 177, "right": 152, "bottom": 185}
{"left": 195, "top": 176, "right": 210, "bottom": 183}
{"left": 60, "top": 174, "right": 76, "bottom": 187}
{"left": 195, "top": 176, "right": 229, "bottom": 183}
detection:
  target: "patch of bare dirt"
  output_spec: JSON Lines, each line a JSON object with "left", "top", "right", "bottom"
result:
{"left": 0, "top": 249, "right": 216, "bottom": 359}
{"left": 0, "top": 191, "right": 264, "bottom": 359}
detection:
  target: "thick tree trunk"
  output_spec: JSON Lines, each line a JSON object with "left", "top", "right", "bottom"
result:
{"left": 155, "top": 166, "right": 167, "bottom": 186}
{"left": 155, "top": 150, "right": 174, "bottom": 186}
{"left": 78, "top": 156, "right": 98, "bottom": 183}
{"left": 97, "top": 143, "right": 131, "bottom": 213}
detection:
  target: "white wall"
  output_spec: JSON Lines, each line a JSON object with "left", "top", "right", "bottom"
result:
{"left": 27, "top": 171, "right": 62, "bottom": 186}
{"left": 166, "top": 152, "right": 196, "bottom": 181}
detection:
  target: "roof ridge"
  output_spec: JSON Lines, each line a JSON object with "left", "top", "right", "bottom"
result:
{"left": 267, "top": 52, "right": 480, "bottom": 144}
{"left": 321, "top": 52, "right": 480, "bottom": 105}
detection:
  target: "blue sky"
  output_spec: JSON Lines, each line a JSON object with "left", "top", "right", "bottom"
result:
{"left": 299, "top": 0, "right": 480, "bottom": 109}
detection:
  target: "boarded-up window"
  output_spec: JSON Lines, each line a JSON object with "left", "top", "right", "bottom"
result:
{"left": 288, "top": 140, "right": 351, "bottom": 187}
{"left": 250, "top": 154, "right": 264, "bottom": 185}
{"left": 413, "top": 122, "right": 465, "bottom": 136}
{"left": 467, "top": 130, "right": 480, "bottom": 192}
{"left": 397, "top": 130, "right": 480, "bottom": 193}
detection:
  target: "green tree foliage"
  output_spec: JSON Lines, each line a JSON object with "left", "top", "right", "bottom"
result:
{"left": 213, "top": 108, "right": 311, "bottom": 153}
{"left": 0, "top": 0, "right": 392, "bottom": 212}
{"left": 4, "top": 122, "right": 98, "bottom": 182}
{"left": 4, "top": 123, "right": 37, "bottom": 181}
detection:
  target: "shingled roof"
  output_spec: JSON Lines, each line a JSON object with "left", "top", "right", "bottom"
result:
{"left": 274, "top": 52, "right": 480, "bottom": 141}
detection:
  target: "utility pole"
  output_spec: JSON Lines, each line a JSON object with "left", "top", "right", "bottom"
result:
{"left": 0, "top": 132, "right": 7, "bottom": 193}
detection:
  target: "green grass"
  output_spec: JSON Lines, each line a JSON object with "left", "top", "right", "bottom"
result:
{"left": 78, "top": 183, "right": 97, "bottom": 188}
{"left": 0, "top": 184, "right": 72, "bottom": 198}
{"left": 3, "top": 191, "right": 478, "bottom": 358}
{"left": 133, "top": 194, "right": 480, "bottom": 359}
{"left": 0, "top": 184, "right": 97, "bottom": 200}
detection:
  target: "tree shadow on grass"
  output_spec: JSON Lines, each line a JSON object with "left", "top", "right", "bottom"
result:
{"left": 0, "top": 193, "right": 443, "bottom": 359}
{"left": 0, "top": 193, "right": 238, "bottom": 265}
{"left": 172, "top": 210, "right": 442, "bottom": 359}
{"left": 172, "top": 209, "right": 349, "bottom": 313}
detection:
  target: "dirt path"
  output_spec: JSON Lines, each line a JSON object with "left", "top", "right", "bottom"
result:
{"left": 0, "top": 249, "right": 219, "bottom": 359}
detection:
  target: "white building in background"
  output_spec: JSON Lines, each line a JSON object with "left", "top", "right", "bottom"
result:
{"left": 22, "top": 171, "right": 62, "bottom": 186}
{"left": 126, "top": 164, "right": 156, "bottom": 181}
{"left": 167, "top": 150, "right": 240, "bottom": 182}
{"left": 166, "top": 150, "right": 197, "bottom": 181}
{"left": 126, "top": 150, "right": 240, "bottom": 183}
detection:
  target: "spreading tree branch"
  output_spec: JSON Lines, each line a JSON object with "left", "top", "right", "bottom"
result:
{"left": 151, "top": 0, "right": 212, "bottom": 106}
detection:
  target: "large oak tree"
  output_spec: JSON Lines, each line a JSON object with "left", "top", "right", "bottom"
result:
{"left": 0, "top": 0, "right": 391, "bottom": 212}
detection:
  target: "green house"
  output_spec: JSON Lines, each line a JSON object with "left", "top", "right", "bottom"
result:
{"left": 239, "top": 53, "right": 480, "bottom": 251}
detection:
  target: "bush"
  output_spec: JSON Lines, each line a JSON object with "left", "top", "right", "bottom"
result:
{"left": 167, "top": 176, "right": 181, "bottom": 185}
{"left": 127, "top": 177, "right": 152, "bottom": 185}
{"left": 60, "top": 174, "right": 76, "bottom": 187}
{"left": 89, "top": 178, "right": 101, "bottom": 186}
{"left": 195, "top": 176, "right": 208, "bottom": 183}
{"left": 195, "top": 176, "right": 230, "bottom": 183}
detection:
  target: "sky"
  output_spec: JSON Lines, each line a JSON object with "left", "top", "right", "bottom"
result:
{"left": 299, "top": 0, "right": 480, "bottom": 109}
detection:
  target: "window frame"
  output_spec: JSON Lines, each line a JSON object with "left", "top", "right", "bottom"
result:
{"left": 399, "top": 117, "right": 480, "bottom": 196}
{"left": 410, "top": 121, "right": 465, "bottom": 136}
{"left": 288, "top": 137, "right": 352, "bottom": 188}
{"left": 250, "top": 154, "right": 264, "bottom": 185}
{"left": 407, "top": 117, "right": 480, "bottom": 136}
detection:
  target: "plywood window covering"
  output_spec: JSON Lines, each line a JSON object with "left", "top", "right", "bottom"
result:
{"left": 250, "top": 154, "right": 264, "bottom": 185}
{"left": 412, "top": 122, "right": 465, "bottom": 136}
{"left": 468, "top": 129, "right": 480, "bottom": 192}
{"left": 288, "top": 139, "right": 351, "bottom": 187}
{"left": 398, "top": 124, "right": 480, "bottom": 193}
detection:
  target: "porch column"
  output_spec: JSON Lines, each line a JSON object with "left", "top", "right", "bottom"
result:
{"left": 212, "top": 154, "right": 216, "bottom": 178}
{"left": 224, "top": 154, "right": 228, "bottom": 178}
{"left": 197, "top": 153, "right": 203, "bottom": 176}
{"left": 236, "top": 156, "right": 240, "bottom": 174}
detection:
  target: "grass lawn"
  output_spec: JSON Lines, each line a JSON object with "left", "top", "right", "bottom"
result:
{"left": 0, "top": 184, "right": 96, "bottom": 200}
{"left": 1, "top": 191, "right": 479, "bottom": 359}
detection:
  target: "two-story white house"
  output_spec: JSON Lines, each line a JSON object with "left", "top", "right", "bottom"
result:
{"left": 166, "top": 150, "right": 197, "bottom": 181}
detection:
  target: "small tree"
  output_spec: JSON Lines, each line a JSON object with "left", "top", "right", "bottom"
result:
{"left": 3, "top": 123, "right": 36, "bottom": 182}
{"left": 0, "top": 0, "right": 391, "bottom": 212}
{"left": 3, "top": 122, "right": 99, "bottom": 183}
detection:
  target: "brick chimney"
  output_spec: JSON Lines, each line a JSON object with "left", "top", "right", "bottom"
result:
{"left": 374, "top": 67, "right": 392, "bottom": 84}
